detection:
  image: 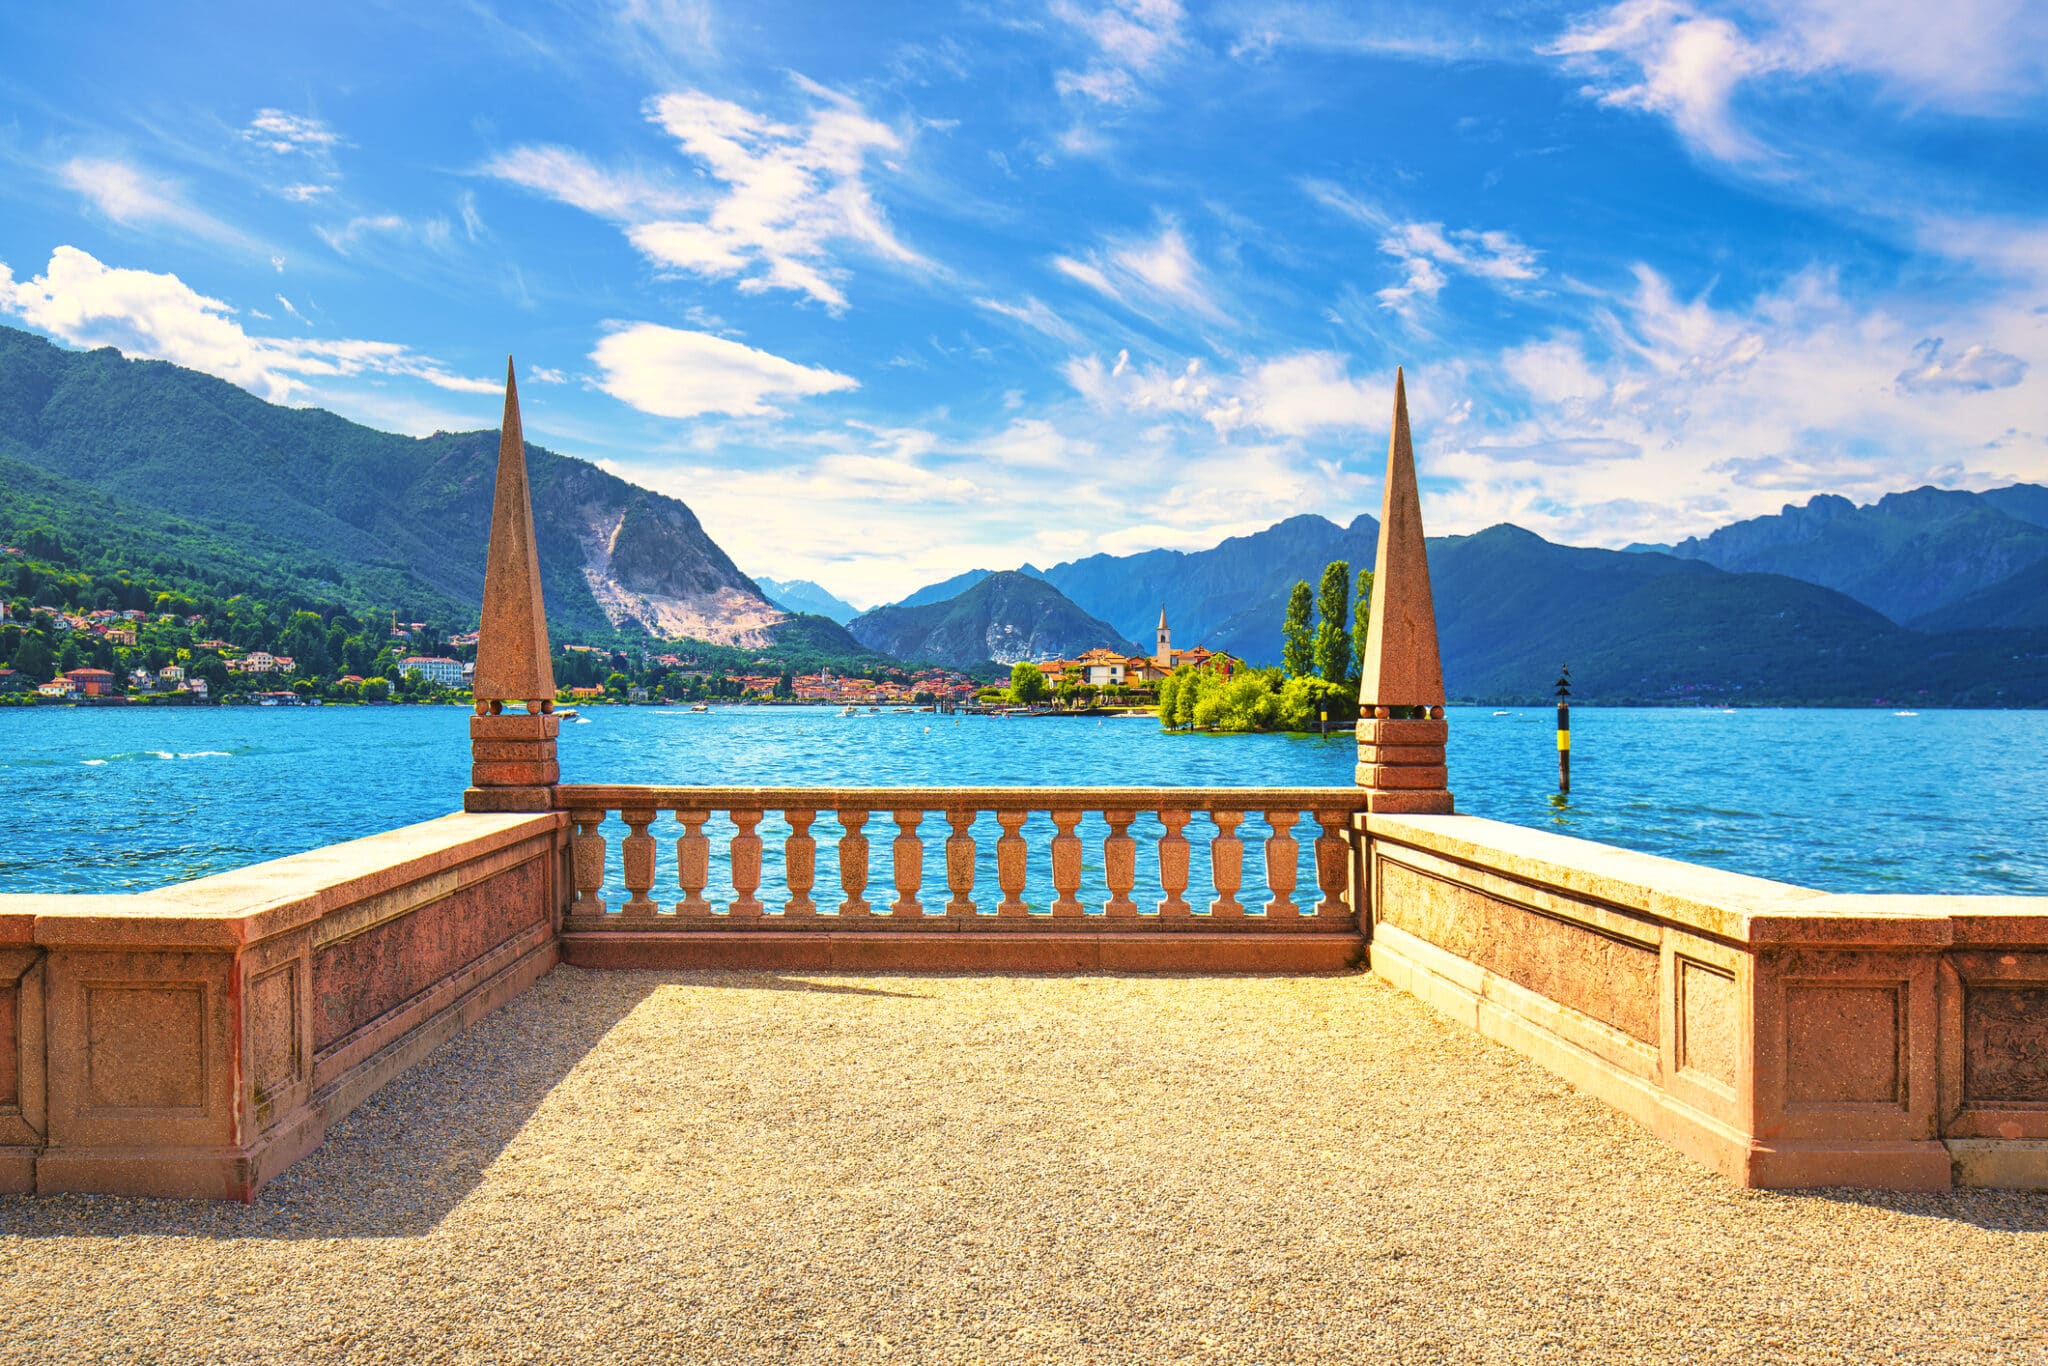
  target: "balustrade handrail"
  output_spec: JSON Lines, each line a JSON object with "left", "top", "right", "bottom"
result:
{"left": 553, "top": 785, "right": 1368, "bottom": 926}
{"left": 556, "top": 784, "right": 1372, "bottom": 809}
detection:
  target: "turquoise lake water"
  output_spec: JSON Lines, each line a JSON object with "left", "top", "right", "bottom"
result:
{"left": 2, "top": 705, "right": 2044, "bottom": 899}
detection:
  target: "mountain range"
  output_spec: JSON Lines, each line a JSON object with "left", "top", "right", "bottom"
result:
{"left": 756, "top": 576, "right": 859, "bottom": 625}
{"left": 847, "top": 571, "right": 1135, "bottom": 669}
{"left": 1634, "top": 486, "right": 2048, "bottom": 629}
{"left": 0, "top": 324, "right": 860, "bottom": 653}
{"left": 4, "top": 322, "right": 2045, "bottom": 703}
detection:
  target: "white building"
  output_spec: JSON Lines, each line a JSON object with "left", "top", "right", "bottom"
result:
{"left": 399, "top": 656, "right": 466, "bottom": 688}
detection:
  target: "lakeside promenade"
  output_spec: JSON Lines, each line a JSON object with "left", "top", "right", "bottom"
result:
{"left": 4, "top": 969, "right": 2043, "bottom": 1365}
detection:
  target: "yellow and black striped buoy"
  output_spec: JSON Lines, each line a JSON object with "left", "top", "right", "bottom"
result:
{"left": 1555, "top": 663, "right": 1571, "bottom": 794}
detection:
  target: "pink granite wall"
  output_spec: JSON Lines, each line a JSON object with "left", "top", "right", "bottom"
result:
{"left": 1366, "top": 814, "right": 2048, "bottom": 1191}
{"left": 0, "top": 812, "right": 565, "bottom": 1200}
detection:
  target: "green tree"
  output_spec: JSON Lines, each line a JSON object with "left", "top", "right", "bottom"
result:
{"left": 362, "top": 676, "right": 390, "bottom": 703}
{"left": 1173, "top": 667, "right": 1199, "bottom": 729}
{"left": 12, "top": 634, "right": 53, "bottom": 680}
{"left": 1156, "top": 670, "right": 1182, "bottom": 727}
{"left": 774, "top": 669, "right": 794, "bottom": 700}
{"left": 1351, "top": 568, "right": 1374, "bottom": 684}
{"left": 1009, "top": 660, "right": 1048, "bottom": 704}
{"left": 1313, "top": 561, "right": 1351, "bottom": 685}
{"left": 1281, "top": 581, "right": 1314, "bottom": 678}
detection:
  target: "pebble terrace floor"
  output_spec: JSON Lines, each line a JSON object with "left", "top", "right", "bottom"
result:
{"left": 4, "top": 970, "right": 2047, "bottom": 1365}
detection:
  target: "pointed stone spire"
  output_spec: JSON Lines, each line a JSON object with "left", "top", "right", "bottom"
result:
{"left": 1355, "top": 368, "right": 1452, "bottom": 814}
{"left": 471, "top": 358, "right": 556, "bottom": 711}
{"left": 465, "top": 358, "right": 560, "bottom": 814}
{"left": 1359, "top": 368, "right": 1444, "bottom": 711}
{"left": 1158, "top": 605, "right": 1168, "bottom": 631}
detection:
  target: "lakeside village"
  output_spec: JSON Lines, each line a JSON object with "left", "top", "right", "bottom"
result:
{"left": 0, "top": 536, "right": 1371, "bottom": 730}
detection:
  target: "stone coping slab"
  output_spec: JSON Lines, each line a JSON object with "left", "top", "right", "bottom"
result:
{"left": 0, "top": 812, "right": 563, "bottom": 949}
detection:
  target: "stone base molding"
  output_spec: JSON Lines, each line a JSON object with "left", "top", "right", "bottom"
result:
{"left": 1363, "top": 814, "right": 2048, "bottom": 1191}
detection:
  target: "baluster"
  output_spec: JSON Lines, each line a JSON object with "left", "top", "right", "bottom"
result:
{"left": 1314, "top": 810, "right": 1354, "bottom": 917}
{"left": 570, "top": 808, "right": 609, "bottom": 915}
{"left": 784, "top": 809, "right": 818, "bottom": 916}
{"left": 1102, "top": 809, "right": 1138, "bottom": 916}
{"left": 1157, "top": 808, "right": 1192, "bottom": 917}
{"left": 1262, "top": 809, "right": 1301, "bottom": 917}
{"left": 1049, "top": 809, "right": 1084, "bottom": 916}
{"left": 995, "top": 810, "right": 1029, "bottom": 916}
{"left": 944, "top": 809, "right": 977, "bottom": 915}
{"left": 837, "top": 809, "right": 871, "bottom": 916}
{"left": 622, "top": 808, "right": 657, "bottom": 915}
{"left": 675, "top": 809, "right": 712, "bottom": 915}
{"left": 729, "top": 808, "right": 765, "bottom": 918}
{"left": 1209, "top": 810, "right": 1245, "bottom": 917}
{"left": 891, "top": 809, "right": 925, "bottom": 916}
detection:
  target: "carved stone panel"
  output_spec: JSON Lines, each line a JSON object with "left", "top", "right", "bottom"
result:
{"left": 1376, "top": 858, "right": 1659, "bottom": 1043}
{"left": 1677, "top": 958, "right": 1739, "bottom": 1092}
{"left": 1784, "top": 983, "right": 1903, "bottom": 1108}
{"left": 1963, "top": 984, "right": 2048, "bottom": 1105}
{"left": 314, "top": 857, "right": 545, "bottom": 1052}
{"left": 85, "top": 983, "right": 208, "bottom": 1114}
{"left": 248, "top": 961, "right": 303, "bottom": 1110}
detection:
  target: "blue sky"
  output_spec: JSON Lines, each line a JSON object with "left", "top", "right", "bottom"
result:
{"left": 2, "top": 1, "right": 2044, "bottom": 605}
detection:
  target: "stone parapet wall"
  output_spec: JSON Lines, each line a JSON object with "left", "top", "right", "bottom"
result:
{"left": 1363, "top": 814, "right": 2048, "bottom": 1190}
{"left": 0, "top": 812, "right": 564, "bottom": 1200}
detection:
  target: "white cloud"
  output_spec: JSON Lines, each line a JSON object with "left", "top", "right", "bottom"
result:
{"left": 1546, "top": 0, "right": 1775, "bottom": 162}
{"left": 1052, "top": 221, "right": 1225, "bottom": 323}
{"left": 489, "top": 85, "right": 928, "bottom": 312}
{"left": 315, "top": 214, "right": 410, "bottom": 255}
{"left": 1052, "top": 0, "right": 1188, "bottom": 104}
{"left": 242, "top": 110, "right": 345, "bottom": 202}
{"left": 242, "top": 110, "right": 341, "bottom": 154}
{"left": 482, "top": 145, "right": 699, "bottom": 220}
{"left": 1546, "top": 0, "right": 2048, "bottom": 164}
{"left": 1304, "top": 181, "right": 1541, "bottom": 317}
{"left": 971, "top": 294, "right": 1084, "bottom": 346}
{"left": 529, "top": 365, "right": 570, "bottom": 384}
{"left": 58, "top": 158, "right": 263, "bottom": 252}
{"left": 0, "top": 246, "right": 497, "bottom": 401}
{"left": 1445, "top": 262, "right": 2048, "bottom": 547}
{"left": 1065, "top": 346, "right": 1385, "bottom": 437}
{"left": 589, "top": 321, "right": 858, "bottom": 418}
{"left": 1896, "top": 339, "right": 2029, "bottom": 393}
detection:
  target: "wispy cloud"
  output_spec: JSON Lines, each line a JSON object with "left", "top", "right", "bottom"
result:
{"left": 1545, "top": 0, "right": 2048, "bottom": 165}
{"left": 242, "top": 108, "right": 345, "bottom": 202}
{"left": 1052, "top": 220, "right": 1224, "bottom": 323}
{"left": 1304, "top": 180, "right": 1541, "bottom": 318}
{"left": 590, "top": 321, "right": 858, "bottom": 418}
{"left": 1896, "top": 338, "right": 2028, "bottom": 394}
{"left": 0, "top": 246, "right": 496, "bottom": 401}
{"left": 491, "top": 82, "right": 930, "bottom": 313}
{"left": 58, "top": 157, "right": 266, "bottom": 254}
{"left": 1051, "top": 0, "right": 1188, "bottom": 106}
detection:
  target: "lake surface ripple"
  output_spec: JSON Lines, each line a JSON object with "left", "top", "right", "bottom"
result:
{"left": 2, "top": 706, "right": 2042, "bottom": 898}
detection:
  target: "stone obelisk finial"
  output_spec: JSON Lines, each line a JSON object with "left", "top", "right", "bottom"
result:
{"left": 1355, "top": 368, "right": 1452, "bottom": 814}
{"left": 472, "top": 358, "right": 556, "bottom": 713}
{"left": 465, "top": 357, "right": 560, "bottom": 814}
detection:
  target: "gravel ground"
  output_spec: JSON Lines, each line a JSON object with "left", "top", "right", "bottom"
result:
{"left": 3, "top": 967, "right": 2045, "bottom": 1366}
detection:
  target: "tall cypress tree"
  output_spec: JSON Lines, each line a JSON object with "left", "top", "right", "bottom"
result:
{"left": 1351, "top": 567, "right": 1374, "bottom": 685}
{"left": 1314, "top": 560, "right": 1351, "bottom": 684}
{"left": 1281, "top": 580, "right": 1314, "bottom": 678}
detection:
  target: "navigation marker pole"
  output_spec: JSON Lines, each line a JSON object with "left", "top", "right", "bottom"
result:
{"left": 1555, "top": 663, "right": 1571, "bottom": 795}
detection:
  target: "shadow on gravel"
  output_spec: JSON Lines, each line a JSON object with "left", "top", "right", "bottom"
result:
{"left": 1803, "top": 1187, "right": 2048, "bottom": 1233}
{"left": 0, "top": 967, "right": 658, "bottom": 1243}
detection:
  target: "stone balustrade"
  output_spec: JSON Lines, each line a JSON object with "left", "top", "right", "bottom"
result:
{"left": 551, "top": 786, "right": 1369, "bottom": 971}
